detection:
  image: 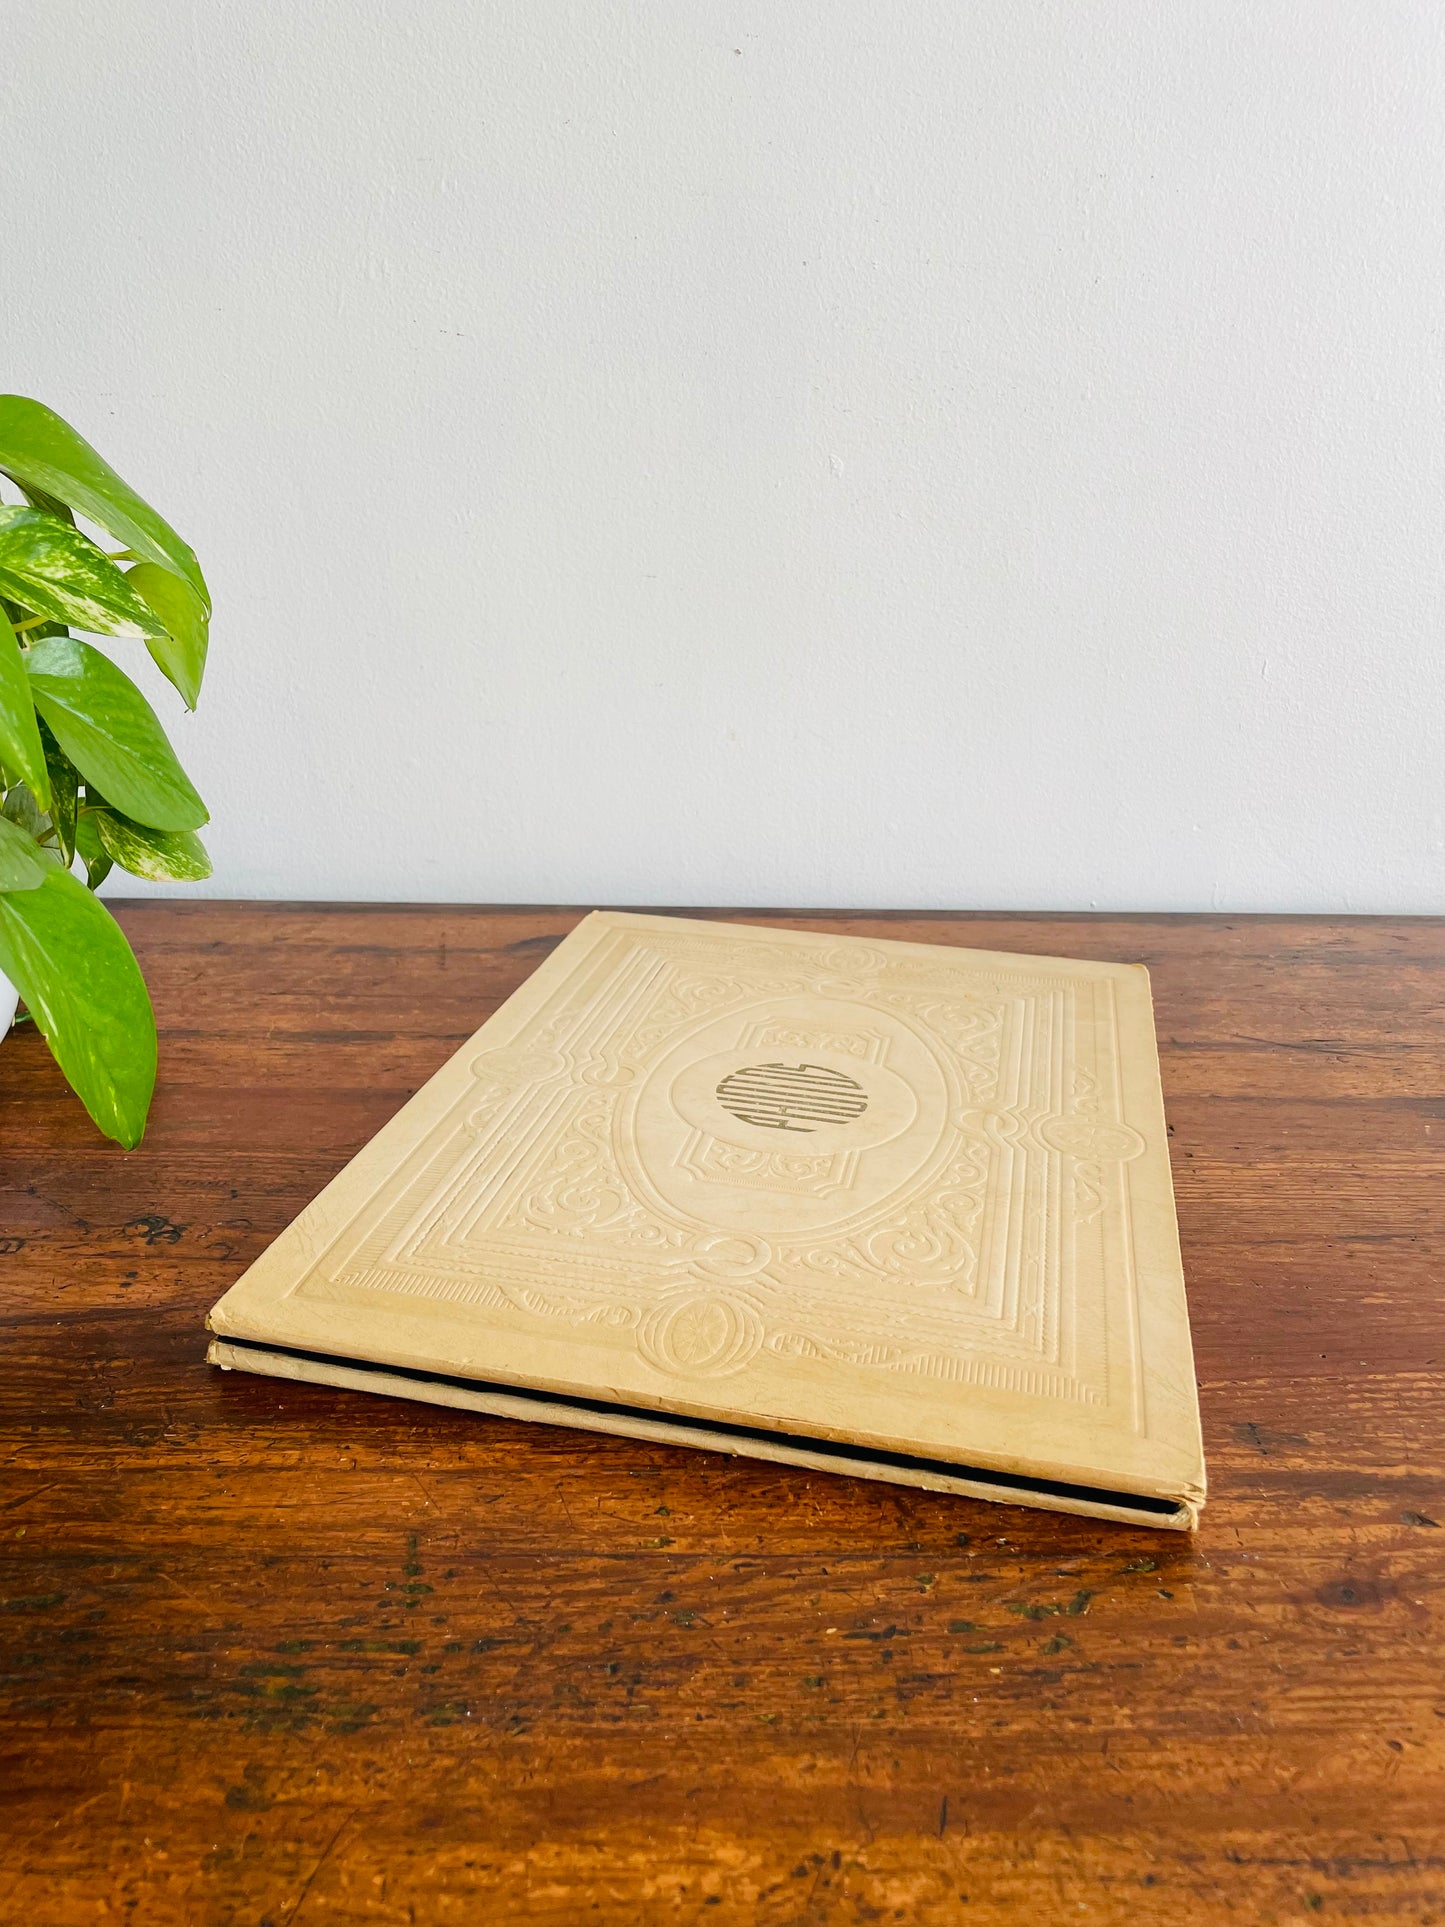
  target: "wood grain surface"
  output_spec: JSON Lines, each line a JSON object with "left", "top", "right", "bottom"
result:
{"left": 2, "top": 905, "right": 1442, "bottom": 1926}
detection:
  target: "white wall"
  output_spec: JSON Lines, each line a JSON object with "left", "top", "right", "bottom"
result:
{"left": 4, "top": 2, "right": 1443, "bottom": 910}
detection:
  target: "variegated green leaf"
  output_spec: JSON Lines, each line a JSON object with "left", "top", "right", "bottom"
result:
{"left": 1, "top": 778, "right": 46, "bottom": 839}
{"left": 93, "top": 808, "right": 211, "bottom": 882}
{"left": 0, "top": 604, "right": 49, "bottom": 806}
{"left": 73, "top": 808, "right": 114, "bottom": 890}
{"left": 127, "top": 562, "right": 209, "bottom": 709}
{"left": 0, "top": 396, "right": 208, "bottom": 612}
{"left": 16, "top": 479, "right": 76, "bottom": 525}
{"left": 0, "top": 863, "right": 156, "bottom": 1146}
{"left": 24, "top": 635, "right": 208, "bottom": 831}
{"left": 38, "top": 717, "right": 78, "bottom": 863}
{"left": 0, "top": 506, "right": 168, "bottom": 639}
{"left": 0, "top": 813, "right": 47, "bottom": 890}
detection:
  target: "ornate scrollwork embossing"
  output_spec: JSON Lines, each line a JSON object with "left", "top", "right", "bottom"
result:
{"left": 849, "top": 1140, "right": 991, "bottom": 1290}
{"left": 750, "top": 1024, "right": 876, "bottom": 1059}
{"left": 323, "top": 924, "right": 1144, "bottom": 1411}
{"left": 499, "top": 1095, "right": 688, "bottom": 1252}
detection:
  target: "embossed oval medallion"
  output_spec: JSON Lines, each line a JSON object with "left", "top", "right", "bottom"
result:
{"left": 1037, "top": 1115, "right": 1146, "bottom": 1161}
{"left": 622, "top": 995, "right": 952, "bottom": 1238}
{"left": 639, "top": 1293, "right": 763, "bottom": 1377}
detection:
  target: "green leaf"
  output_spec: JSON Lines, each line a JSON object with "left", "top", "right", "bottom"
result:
{"left": 1, "top": 779, "right": 46, "bottom": 839}
{"left": 126, "top": 563, "right": 209, "bottom": 709}
{"left": 0, "top": 814, "right": 47, "bottom": 890}
{"left": 93, "top": 808, "right": 211, "bottom": 882}
{"left": 38, "top": 718, "right": 78, "bottom": 863}
{"left": 0, "top": 863, "right": 156, "bottom": 1146}
{"left": 0, "top": 604, "right": 50, "bottom": 806}
{"left": 73, "top": 809, "right": 114, "bottom": 890}
{"left": 24, "top": 636, "right": 208, "bottom": 832}
{"left": 0, "top": 396, "right": 208, "bottom": 613}
{"left": 17, "top": 480, "right": 75, "bottom": 525}
{"left": 0, "top": 506, "right": 168, "bottom": 639}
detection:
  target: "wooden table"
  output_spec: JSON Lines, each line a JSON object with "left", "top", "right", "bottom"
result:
{"left": 3, "top": 906, "right": 1443, "bottom": 1925}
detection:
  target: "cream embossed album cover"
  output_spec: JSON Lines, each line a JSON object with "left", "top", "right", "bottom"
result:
{"left": 206, "top": 913, "right": 1206, "bottom": 1528}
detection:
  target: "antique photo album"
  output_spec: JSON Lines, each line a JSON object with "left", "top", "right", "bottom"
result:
{"left": 207, "top": 912, "right": 1206, "bottom": 1529}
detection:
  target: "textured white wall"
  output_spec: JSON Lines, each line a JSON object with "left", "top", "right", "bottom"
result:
{"left": 4, "top": 2, "right": 1443, "bottom": 909}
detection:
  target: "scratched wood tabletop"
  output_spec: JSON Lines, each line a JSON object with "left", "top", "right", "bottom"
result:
{"left": 2, "top": 906, "right": 1442, "bottom": 1926}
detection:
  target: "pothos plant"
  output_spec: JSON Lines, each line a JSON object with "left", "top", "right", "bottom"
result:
{"left": 0, "top": 395, "right": 211, "bottom": 1149}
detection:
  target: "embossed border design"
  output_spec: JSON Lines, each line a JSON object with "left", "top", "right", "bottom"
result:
{"left": 290, "top": 921, "right": 1153, "bottom": 1431}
